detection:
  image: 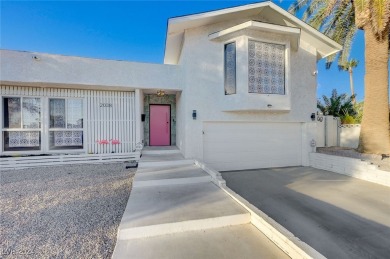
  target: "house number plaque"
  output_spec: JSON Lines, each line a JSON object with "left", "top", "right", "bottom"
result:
{"left": 99, "top": 103, "right": 112, "bottom": 107}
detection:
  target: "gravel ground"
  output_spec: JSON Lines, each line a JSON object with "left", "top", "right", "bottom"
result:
{"left": 317, "top": 147, "right": 390, "bottom": 172}
{"left": 1, "top": 163, "right": 136, "bottom": 259}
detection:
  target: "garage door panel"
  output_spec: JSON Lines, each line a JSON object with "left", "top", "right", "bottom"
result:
{"left": 204, "top": 133, "right": 300, "bottom": 144}
{"left": 203, "top": 142, "right": 300, "bottom": 156}
{"left": 203, "top": 122, "right": 302, "bottom": 171}
{"left": 204, "top": 149, "right": 300, "bottom": 163}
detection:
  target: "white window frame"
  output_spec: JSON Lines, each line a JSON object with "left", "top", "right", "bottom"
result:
{"left": 1, "top": 95, "right": 43, "bottom": 154}
{"left": 47, "top": 97, "right": 86, "bottom": 153}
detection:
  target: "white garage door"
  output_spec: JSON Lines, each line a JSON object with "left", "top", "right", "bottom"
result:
{"left": 203, "top": 122, "right": 302, "bottom": 171}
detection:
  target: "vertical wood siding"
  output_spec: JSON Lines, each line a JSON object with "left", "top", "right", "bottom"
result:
{"left": 1, "top": 85, "right": 136, "bottom": 154}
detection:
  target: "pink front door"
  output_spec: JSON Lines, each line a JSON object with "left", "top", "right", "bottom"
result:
{"left": 150, "top": 105, "right": 170, "bottom": 146}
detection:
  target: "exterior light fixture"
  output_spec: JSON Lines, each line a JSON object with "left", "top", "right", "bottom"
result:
{"left": 32, "top": 55, "right": 40, "bottom": 61}
{"left": 311, "top": 113, "right": 316, "bottom": 121}
{"left": 192, "top": 110, "right": 197, "bottom": 120}
{"left": 156, "top": 90, "right": 165, "bottom": 97}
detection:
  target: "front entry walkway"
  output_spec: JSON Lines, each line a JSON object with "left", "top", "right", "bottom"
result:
{"left": 112, "top": 148, "right": 288, "bottom": 258}
{"left": 222, "top": 166, "right": 390, "bottom": 259}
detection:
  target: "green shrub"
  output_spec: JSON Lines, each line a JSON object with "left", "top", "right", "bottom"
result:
{"left": 341, "top": 115, "right": 356, "bottom": 124}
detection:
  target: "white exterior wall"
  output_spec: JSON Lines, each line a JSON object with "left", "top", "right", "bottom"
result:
{"left": 177, "top": 17, "right": 318, "bottom": 162}
{"left": 0, "top": 50, "right": 182, "bottom": 91}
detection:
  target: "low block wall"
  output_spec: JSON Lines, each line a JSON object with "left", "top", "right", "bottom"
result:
{"left": 310, "top": 153, "right": 390, "bottom": 187}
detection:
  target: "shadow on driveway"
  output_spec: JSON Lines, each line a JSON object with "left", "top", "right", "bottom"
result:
{"left": 221, "top": 166, "right": 390, "bottom": 259}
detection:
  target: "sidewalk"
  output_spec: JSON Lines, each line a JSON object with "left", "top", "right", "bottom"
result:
{"left": 112, "top": 148, "right": 288, "bottom": 259}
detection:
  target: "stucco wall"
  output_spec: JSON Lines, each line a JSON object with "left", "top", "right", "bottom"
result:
{"left": 143, "top": 94, "right": 176, "bottom": 146}
{"left": 177, "top": 15, "right": 318, "bottom": 160}
{"left": 0, "top": 50, "right": 182, "bottom": 91}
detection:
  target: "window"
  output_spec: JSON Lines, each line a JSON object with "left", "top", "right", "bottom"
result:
{"left": 248, "top": 41, "right": 285, "bottom": 95}
{"left": 2, "top": 97, "right": 42, "bottom": 151}
{"left": 224, "top": 42, "right": 236, "bottom": 95}
{"left": 49, "top": 98, "right": 83, "bottom": 150}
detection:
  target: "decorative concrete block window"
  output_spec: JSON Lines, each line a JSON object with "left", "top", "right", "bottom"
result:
{"left": 49, "top": 98, "right": 83, "bottom": 150}
{"left": 209, "top": 21, "right": 298, "bottom": 111}
{"left": 2, "top": 97, "right": 42, "bottom": 151}
{"left": 224, "top": 42, "right": 236, "bottom": 95}
{"left": 248, "top": 40, "right": 285, "bottom": 95}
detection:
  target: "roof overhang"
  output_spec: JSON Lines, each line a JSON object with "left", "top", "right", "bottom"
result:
{"left": 208, "top": 21, "right": 301, "bottom": 50}
{"left": 164, "top": 1, "right": 342, "bottom": 64}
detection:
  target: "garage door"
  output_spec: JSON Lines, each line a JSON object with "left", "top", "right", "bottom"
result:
{"left": 203, "top": 122, "right": 302, "bottom": 171}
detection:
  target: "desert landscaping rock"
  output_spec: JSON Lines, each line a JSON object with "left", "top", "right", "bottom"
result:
{"left": 1, "top": 163, "right": 135, "bottom": 259}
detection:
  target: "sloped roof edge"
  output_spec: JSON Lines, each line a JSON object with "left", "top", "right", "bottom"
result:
{"left": 164, "top": 1, "right": 342, "bottom": 64}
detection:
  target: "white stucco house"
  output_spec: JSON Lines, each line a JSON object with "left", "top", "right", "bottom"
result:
{"left": 0, "top": 1, "right": 341, "bottom": 171}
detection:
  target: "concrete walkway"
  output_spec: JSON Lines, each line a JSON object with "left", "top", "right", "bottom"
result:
{"left": 222, "top": 166, "right": 390, "bottom": 259}
{"left": 112, "top": 148, "right": 288, "bottom": 259}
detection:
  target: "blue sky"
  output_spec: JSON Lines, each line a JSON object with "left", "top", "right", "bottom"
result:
{"left": 1, "top": 0, "right": 371, "bottom": 101}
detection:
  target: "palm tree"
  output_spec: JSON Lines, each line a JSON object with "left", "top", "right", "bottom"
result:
{"left": 317, "top": 89, "right": 356, "bottom": 117}
{"left": 338, "top": 59, "right": 358, "bottom": 104}
{"left": 289, "top": 0, "right": 390, "bottom": 154}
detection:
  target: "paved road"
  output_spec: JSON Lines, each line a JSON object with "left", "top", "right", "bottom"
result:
{"left": 222, "top": 166, "right": 390, "bottom": 259}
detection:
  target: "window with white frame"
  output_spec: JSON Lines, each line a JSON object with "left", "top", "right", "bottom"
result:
{"left": 49, "top": 98, "right": 84, "bottom": 150}
{"left": 2, "top": 97, "right": 42, "bottom": 151}
{"left": 224, "top": 42, "right": 237, "bottom": 95}
{"left": 248, "top": 40, "right": 285, "bottom": 95}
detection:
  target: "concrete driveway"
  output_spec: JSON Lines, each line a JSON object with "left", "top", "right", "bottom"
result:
{"left": 221, "top": 166, "right": 390, "bottom": 259}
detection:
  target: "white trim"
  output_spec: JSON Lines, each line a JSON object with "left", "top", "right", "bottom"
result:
{"left": 0, "top": 152, "right": 140, "bottom": 171}
{"left": 47, "top": 97, "right": 86, "bottom": 153}
{"left": 209, "top": 21, "right": 300, "bottom": 42}
{"left": 268, "top": 3, "right": 342, "bottom": 50}
{"left": 1, "top": 95, "right": 43, "bottom": 153}
{"left": 165, "top": 1, "right": 342, "bottom": 64}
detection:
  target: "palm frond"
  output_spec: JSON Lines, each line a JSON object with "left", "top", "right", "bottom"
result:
{"left": 369, "top": 0, "right": 390, "bottom": 36}
{"left": 354, "top": 0, "right": 371, "bottom": 28}
{"left": 288, "top": 0, "right": 312, "bottom": 15}
{"left": 302, "top": 0, "right": 325, "bottom": 22}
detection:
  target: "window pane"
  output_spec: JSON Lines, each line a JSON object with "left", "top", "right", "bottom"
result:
{"left": 248, "top": 41, "right": 285, "bottom": 95}
{"left": 3, "top": 97, "right": 21, "bottom": 128}
{"left": 224, "top": 42, "right": 236, "bottom": 95}
{"left": 22, "top": 98, "right": 41, "bottom": 129}
{"left": 50, "top": 99, "right": 66, "bottom": 128}
{"left": 3, "top": 131, "right": 41, "bottom": 151}
{"left": 49, "top": 131, "right": 83, "bottom": 150}
{"left": 67, "top": 99, "right": 83, "bottom": 129}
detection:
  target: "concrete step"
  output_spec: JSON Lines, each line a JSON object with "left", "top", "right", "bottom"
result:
{"left": 140, "top": 153, "right": 185, "bottom": 162}
{"left": 133, "top": 175, "right": 211, "bottom": 187}
{"left": 136, "top": 163, "right": 198, "bottom": 174}
{"left": 134, "top": 164, "right": 211, "bottom": 187}
{"left": 113, "top": 224, "right": 289, "bottom": 259}
{"left": 138, "top": 159, "right": 194, "bottom": 168}
{"left": 117, "top": 182, "right": 250, "bottom": 240}
{"left": 141, "top": 149, "right": 181, "bottom": 155}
